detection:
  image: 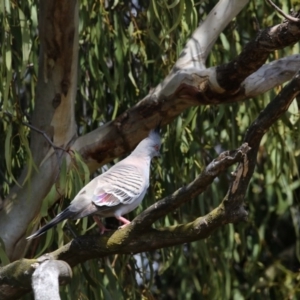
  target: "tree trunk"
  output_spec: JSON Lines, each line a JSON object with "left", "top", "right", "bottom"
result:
{"left": 0, "top": 0, "right": 78, "bottom": 260}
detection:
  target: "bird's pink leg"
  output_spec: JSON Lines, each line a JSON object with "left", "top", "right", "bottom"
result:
{"left": 93, "top": 216, "right": 111, "bottom": 234}
{"left": 115, "top": 216, "right": 131, "bottom": 229}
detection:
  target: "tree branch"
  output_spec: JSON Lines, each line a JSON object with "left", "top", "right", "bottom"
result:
{"left": 0, "top": 201, "right": 246, "bottom": 299}
{"left": 216, "top": 15, "right": 300, "bottom": 92}
{"left": 69, "top": 10, "right": 300, "bottom": 173}
{"left": 243, "top": 54, "right": 300, "bottom": 97}
{"left": 225, "top": 68, "right": 300, "bottom": 206}
{"left": 133, "top": 144, "right": 250, "bottom": 230}
{"left": 0, "top": 257, "right": 72, "bottom": 300}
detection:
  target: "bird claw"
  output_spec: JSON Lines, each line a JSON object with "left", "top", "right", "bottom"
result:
{"left": 99, "top": 227, "right": 111, "bottom": 234}
{"left": 93, "top": 216, "right": 111, "bottom": 234}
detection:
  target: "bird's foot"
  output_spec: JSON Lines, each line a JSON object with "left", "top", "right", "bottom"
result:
{"left": 115, "top": 215, "right": 131, "bottom": 226}
{"left": 93, "top": 216, "right": 111, "bottom": 235}
{"left": 99, "top": 227, "right": 112, "bottom": 234}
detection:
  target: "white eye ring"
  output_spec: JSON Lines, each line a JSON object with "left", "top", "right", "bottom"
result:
{"left": 154, "top": 144, "right": 160, "bottom": 151}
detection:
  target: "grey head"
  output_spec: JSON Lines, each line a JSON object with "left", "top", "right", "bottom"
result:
{"left": 131, "top": 126, "right": 161, "bottom": 158}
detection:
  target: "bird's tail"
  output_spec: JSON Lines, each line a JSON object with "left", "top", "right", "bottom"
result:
{"left": 26, "top": 208, "right": 73, "bottom": 240}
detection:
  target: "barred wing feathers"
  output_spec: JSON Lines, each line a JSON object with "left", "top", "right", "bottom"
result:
{"left": 92, "top": 164, "right": 146, "bottom": 207}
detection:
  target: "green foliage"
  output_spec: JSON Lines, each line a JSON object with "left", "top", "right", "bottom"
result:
{"left": 1, "top": 0, "right": 300, "bottom": 299}
{"left": 0, "top": 0, "right": 38, "bottom": 194}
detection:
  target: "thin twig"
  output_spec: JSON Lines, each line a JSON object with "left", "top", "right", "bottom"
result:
{"left": 3, "top": 111, "right": 70, "bottom": 187}
{"left": 22, "top": 122, "right": 66, "bottom": 151}
{"left": 3, "top": 111, "right": 67, "bottom": 152}
{"left": 266, "top": 0, "right": 300, "bottom": 23}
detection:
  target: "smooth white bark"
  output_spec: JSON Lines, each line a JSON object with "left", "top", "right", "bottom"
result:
{"left": 243, "top": 54, "right": 300, "bottom": 96}
{"left": 32, "top": 260, "right": 72, "bottom": 300}
{"left": 175, "top": 0, "right": 250, "bottom": 70}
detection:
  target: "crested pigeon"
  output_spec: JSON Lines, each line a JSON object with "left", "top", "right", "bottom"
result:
{"left": 27, "top": 127, "right": 161, "bottom": 239}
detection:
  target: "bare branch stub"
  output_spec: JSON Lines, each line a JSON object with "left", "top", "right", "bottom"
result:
{"left": 32, "top": 259, "right": 72, "bottom": 300}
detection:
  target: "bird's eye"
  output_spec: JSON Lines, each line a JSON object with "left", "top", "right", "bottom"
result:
{"left": 154, "top": 144, "right": 159, "bottom": 151}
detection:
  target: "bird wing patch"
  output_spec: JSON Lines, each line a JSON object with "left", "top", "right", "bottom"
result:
{"left": 92, "top": 165, "right": 144, "bottom": 207}
{"left": 92, "top": 192, "right": 121, "bottom": 207}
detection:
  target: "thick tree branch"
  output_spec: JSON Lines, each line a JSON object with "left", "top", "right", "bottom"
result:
{"left": 216, "top": 13, "right": 300, "bottom": 92}
{"left": 50, "top": 201, "right": 248, "bottom": 267}
{"left": 0, "top": 200, "right": 246, "bottom": 299}
{"left": 243, "top": 54, "right": 300, "bottom": 97}
{"left": 0, "top": 259, "right": 33, "bottom": 300}
{"left": 0, "top": 257, "right": 72, "bottom": 300}
{"left": 75, "top": 45, "right": 300, "bottom": 174}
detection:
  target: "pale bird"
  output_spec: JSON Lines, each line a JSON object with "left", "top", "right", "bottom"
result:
{"left": 27, "top": 127, "right": 161, "bottom": 239}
